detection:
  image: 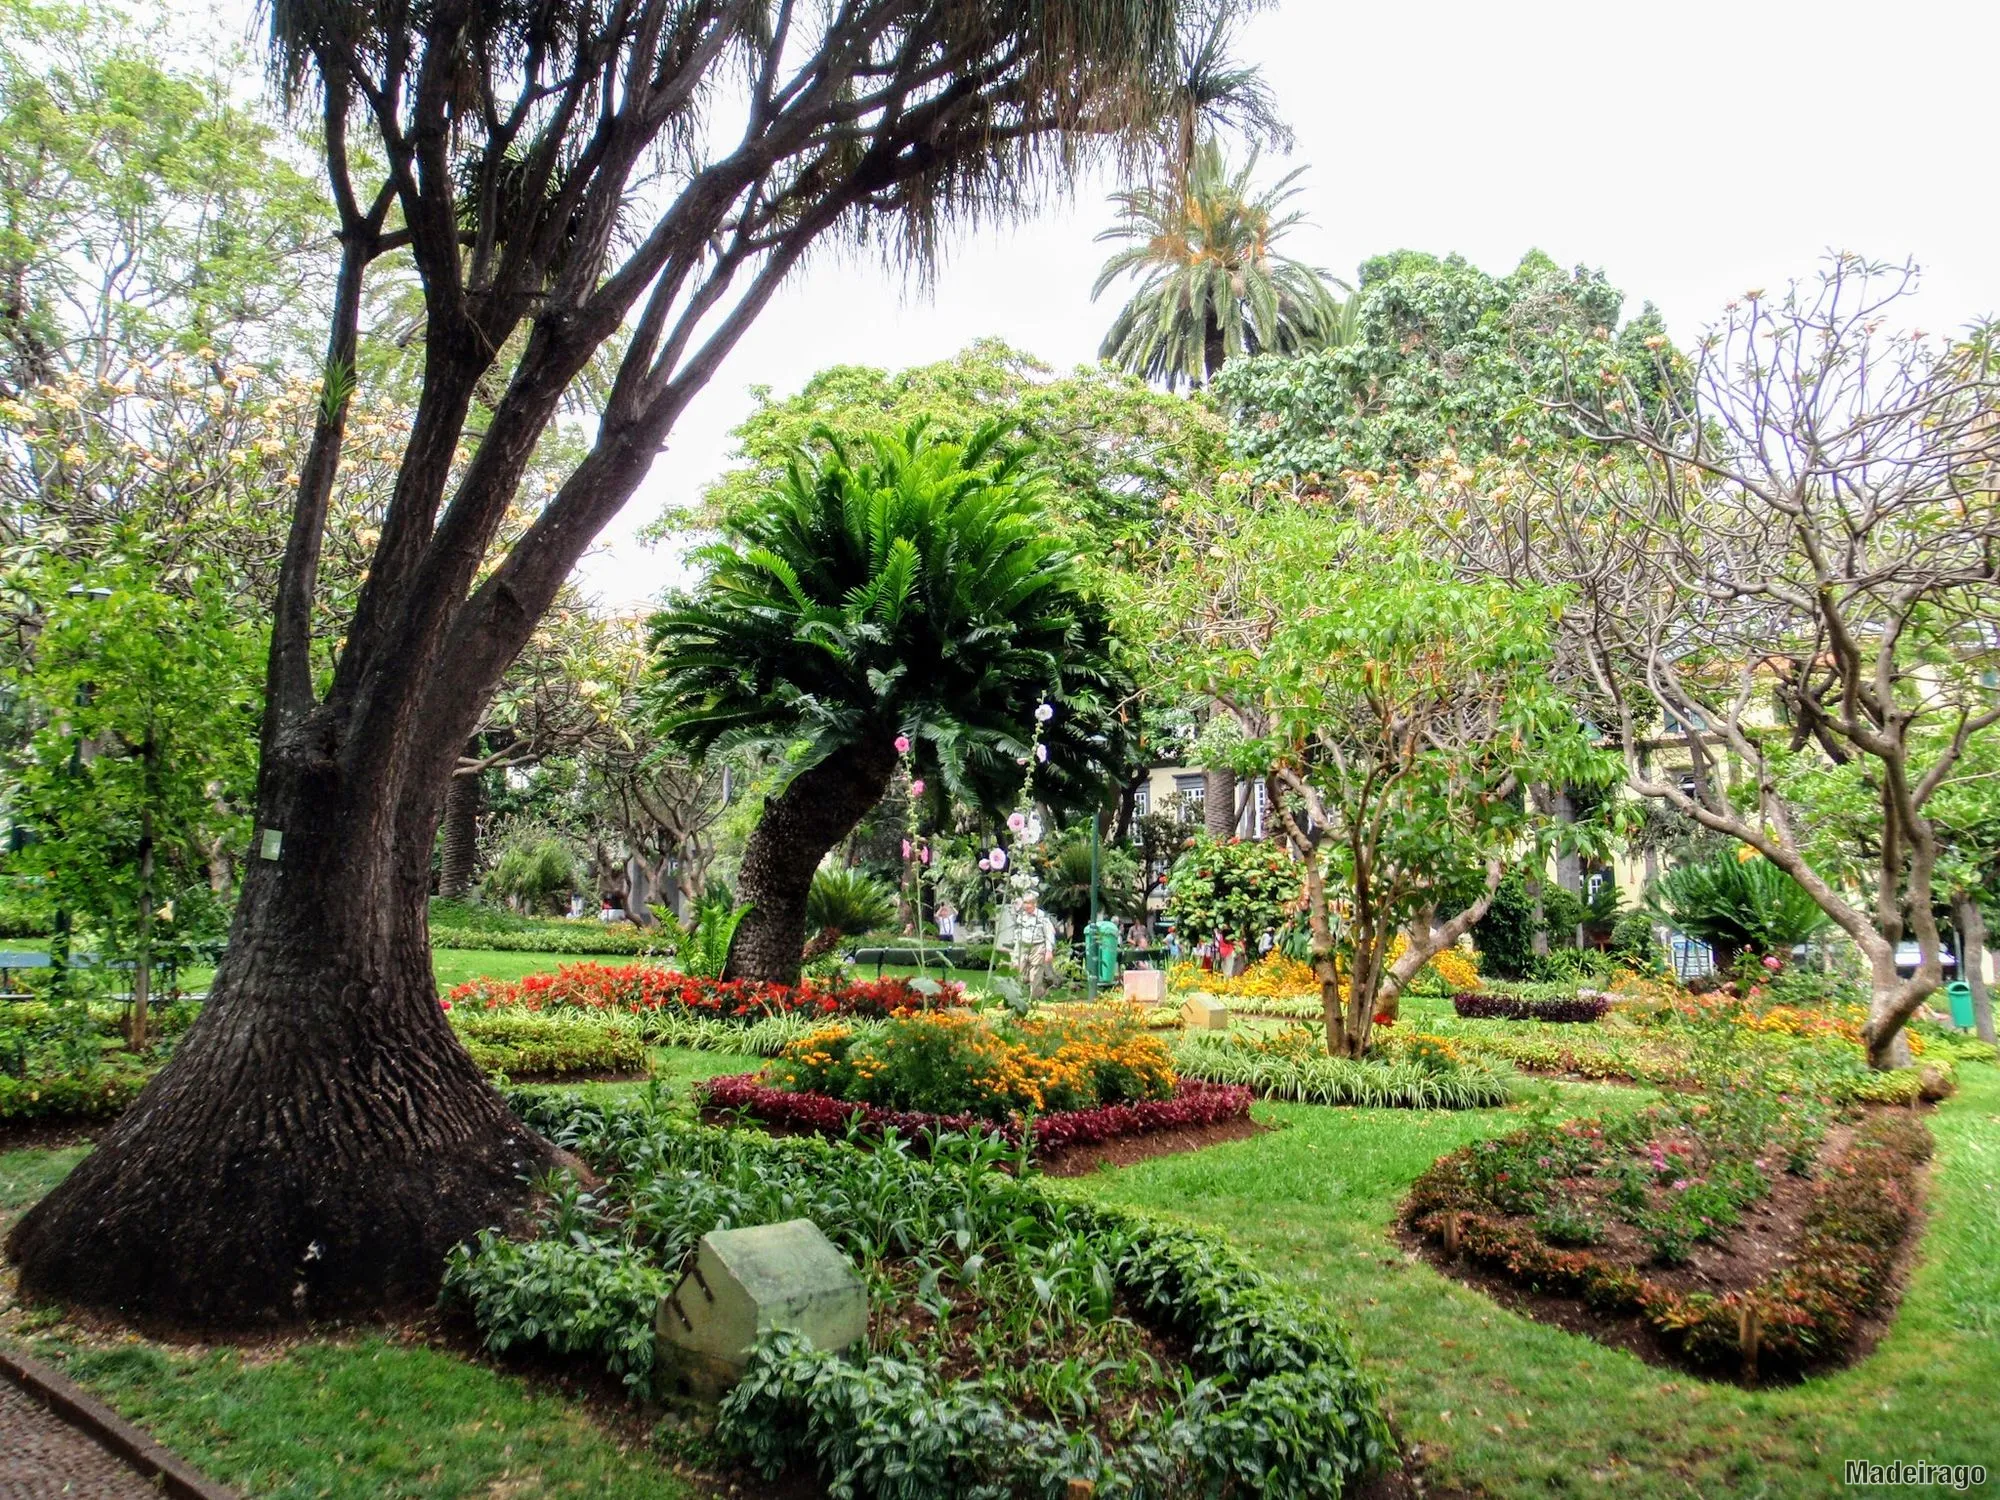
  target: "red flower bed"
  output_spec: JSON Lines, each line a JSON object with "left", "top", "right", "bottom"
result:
{"left": 697, "top": 1074, "right": 1253, "bottom": 1156}
{"left": 447, "top": 963, "right": 958, "bottom": 1022}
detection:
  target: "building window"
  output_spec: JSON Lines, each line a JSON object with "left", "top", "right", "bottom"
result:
{"left": 1133, "top": 785, "right": 1150, "bottom": 818}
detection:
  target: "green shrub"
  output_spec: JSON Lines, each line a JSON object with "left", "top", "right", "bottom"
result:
{"left": 0, "top": 1063, "right": 150, "bottom": 1121}
{"left": 448, "top": 1010, "right": 645, "bottom": 1078}
{"left": 1645, "top": 854, "right": 1830, "bottom": 968}
{"left": 805, "top": 868, "right": 898, "bottom": 940}
{"left": 430, "top": 923, "right": 668, "bottom": 956}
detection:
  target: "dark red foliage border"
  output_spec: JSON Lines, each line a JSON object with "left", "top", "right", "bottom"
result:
{"left": 1404, "top": 1111, "right": 1931, "bottom": 1380}
{"left": 1452, "top": 992, "right": 1609, "bottom": 1024}
{"left": 695, "top": 1075, "right": 1254, "bottom": 1157}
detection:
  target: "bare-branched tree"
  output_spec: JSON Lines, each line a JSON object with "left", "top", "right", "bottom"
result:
{"left": 11, "top": 0, "right": 1222, "bottom": 1325}
{"left": 1427, "top": 256, "right": 2000, "bottom": 1069}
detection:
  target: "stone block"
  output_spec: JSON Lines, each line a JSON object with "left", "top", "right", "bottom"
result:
{"left": 656, "top": 1218, "right": 866, "bottom": 1399}
{"left": 1180, "top": 994, "right": 1229, "bottom": 1032}
{"left": 1121, "top": 969, "right": 1167, "bottom": 1004}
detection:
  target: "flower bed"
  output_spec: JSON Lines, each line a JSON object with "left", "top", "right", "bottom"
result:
{"left": 699, "top": 1071, "right": 1253, "bottom": 1153}
{"left": 445, "top": 1091, "right": 1388, "bottom": 1497}
{"left": 1168, "top": 940, "right": 1481, "bottom": 1005}
{"left": 1405, "top": 1108, "right": 1932, "bottom": 1380}
{"left": 1452, "top": 991, "right": 1609, "bottom": 1024}
{"left": 446, "top": 962, "right": 956, "bottom": 1025}
{"left": 1173, "top": 1027, "right": 1513, "bottom": 1109}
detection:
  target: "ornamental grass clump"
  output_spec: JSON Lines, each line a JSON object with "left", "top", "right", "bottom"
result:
{"left": 1172, "top": 1025, "right": 1512, "bottom": 1110}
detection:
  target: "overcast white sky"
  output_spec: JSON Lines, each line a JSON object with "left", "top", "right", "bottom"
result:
{"left": 494, "top": 0, "right": 2000, "bottom": 606}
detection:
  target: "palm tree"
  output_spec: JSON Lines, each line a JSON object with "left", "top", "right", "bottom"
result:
{"left": 1094, "top": 140, "right": 1346, "bottom": 392}
{"left": 1157, "top": 0, "right": 1292, "bottom": 177}
{"left": 650, "top": 421, "right": 1130, "bottom": 984}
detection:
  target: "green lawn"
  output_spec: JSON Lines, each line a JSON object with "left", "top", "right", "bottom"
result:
{"left": 20, "top": 1336, "right": 687, "bottom": 1500}
{"left": 1071, "top": 1066, "right": 2000, "bottom": 1498}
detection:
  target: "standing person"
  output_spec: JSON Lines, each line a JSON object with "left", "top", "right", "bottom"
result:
{"left": 936, "top": 902, "right": 958, "bottom": 940}
{"left": 1016, "top": 893, "right": 1058, "bottom": 1001}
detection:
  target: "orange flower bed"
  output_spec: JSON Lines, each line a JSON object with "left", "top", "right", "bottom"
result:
{"left": 767, "top": 1005, "right": 1176, "bottom": 1121}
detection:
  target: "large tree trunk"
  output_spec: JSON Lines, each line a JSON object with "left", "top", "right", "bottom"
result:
{"left": 1204, "top": 769, "right": 1237, "bottom": 840}
{"left": 8, "top": 767, "right": 562, "bottom": 1326}
{"left": 726, "top": 740, "right": 899, "bottom": 986}
{"left": 1956, "top": 893, "right": 1996, "bottom": 1046}
{"left": 438, "top": 765, "right": 482, "bottom": 899}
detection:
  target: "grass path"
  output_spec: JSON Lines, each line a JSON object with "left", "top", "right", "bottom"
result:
{"left": 1072, "top": 1068, "right": 2000, "bottom": 1498}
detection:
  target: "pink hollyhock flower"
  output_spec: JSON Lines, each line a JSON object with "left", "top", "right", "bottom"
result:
{"left": 988, "top": 848, "right": 1007, "bottom": 869}
{"left": 1008, "top": 811, "right": 1027, "bottom": 832}
{"left": 978, "top": 857, "right": 992, "bottom": 871}
{"left": 909, "top": 779, "right": 925, "bottom": 796}
{"left": 902, "top": 839, "right": 912, "bottom": 860}
{"left": 894, "top": 735, "right": 912, "bottom": 754}
{"left": 1762, "top": 954, "right": 1783, "bottom": 971}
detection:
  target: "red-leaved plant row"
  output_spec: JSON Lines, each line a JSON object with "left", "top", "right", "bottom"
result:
{"left": 1405, "top": 1111, "right": 1930, "bottom": 1378}
{"left": 444, "top": 963, "right": 961, "bottom": 1021}
{"left": 696, "top": 1074, "right": 1254, "bottom": 1157}
{"left": 1451, "top": 992, "right": 1609, "bottom": 1024}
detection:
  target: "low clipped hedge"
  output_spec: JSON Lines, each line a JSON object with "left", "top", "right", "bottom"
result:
{"left": 0, "top": 1064, "right": 151, "bottom": 1123}
{"left": 1452, "top": 991, "right": 1609, "bottom": 1024}
{"left": 445, "top": 1091, "right": 1390, "bottom": 1498}
{"left": 431, "top": 923, "right": 670, "bottom": 956}
{"left": 449, "top": 1010, "right": 646, "bottom": 1079}
{"left": 1406, "top": 1111, "right": 1932, "bottom": 1378}
{"left": 1172, "top": 1035, "right": 1513, "bottom": 1110}
{"left": 698, "top": 1073, "right": 1253, "bottom": 1156}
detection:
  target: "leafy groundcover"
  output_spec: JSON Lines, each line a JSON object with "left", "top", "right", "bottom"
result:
{"left": 698, "top": 1073, "right": 1254, "bottom": 1157}
{"left": 445, "top": 1090, "right": 1389, "bottom": 1498}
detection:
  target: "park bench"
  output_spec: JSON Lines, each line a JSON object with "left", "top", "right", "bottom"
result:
{"left": 846, "top": 945, "right": 977, "bottom": 977}
{"left": 0, "top": 950, "right": 51, "bottom": 1001}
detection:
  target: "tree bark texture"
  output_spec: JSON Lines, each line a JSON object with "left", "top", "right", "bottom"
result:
{"left": 437, "top": 767, "right": 481, "bottom": 900}
{"left": 1203, "top": 768, "right": 1237, "bottom": 841}
{"left": 1956, "top": 894, "right": 1996, "bottom": 1047}
{"left": 9, "top": 773, "right": 562, "bottom": 1325}
{"left": 725, "top": 740, "right": 899, "bottom": 986}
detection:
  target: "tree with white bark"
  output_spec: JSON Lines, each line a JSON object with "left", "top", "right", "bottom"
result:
{"left": 1422, "top": 256, "right": 2000, "bottom": 1069}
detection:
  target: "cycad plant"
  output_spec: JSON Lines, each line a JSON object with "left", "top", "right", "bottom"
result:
{"left": 803, "top": 866, "right": 899, "bottom": 960}
{"left": 1645, "top": 853, "right": 1831, "bottom": 971}
{"left": 1093, "top": 140, "right": 1346, "bottom": 390}
{"left": 650, "top": 420, "right": 1129, "bottom": 984}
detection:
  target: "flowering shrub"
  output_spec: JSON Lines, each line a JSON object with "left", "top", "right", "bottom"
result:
{"left": 762, "top": 1005, "right": 1175, "bottom": 1121}
{"left": 1171, "top": 935, "right": 1480, "bottom": 1004}
{"left": 446, "top": 962, "right": 957, "bottom": 1024}
{"left": 699, "top": 1072, "right": 1251, "bottom": 1153}
{"left": 1453, "top": 991, "right": 1609, "bottom": 1024}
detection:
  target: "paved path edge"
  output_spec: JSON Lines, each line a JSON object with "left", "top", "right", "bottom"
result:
{"left": 0, "top": 1342, "right": 241, "bottom": 1500}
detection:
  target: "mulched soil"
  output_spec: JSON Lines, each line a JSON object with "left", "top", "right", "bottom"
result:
{"left": 1400, "top": 1107, "right": 1931, "bottom": 1384}
{"left": 1037, "top": 1115, "right": 1268, "bottom": 1176}
{"left": 0, "top": 1121, "right": 102, "bottom": 1155}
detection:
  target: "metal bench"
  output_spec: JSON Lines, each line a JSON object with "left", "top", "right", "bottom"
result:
{"left": 0, "top": 950, "right": 51, "bottom": 1001}
{"left": 845, "top": 945, "right": 978, "bottom": 977}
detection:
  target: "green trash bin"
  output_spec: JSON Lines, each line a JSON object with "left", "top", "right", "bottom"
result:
{"left": 1946, "top": 980, "right": 1975, "bottom": 1029}
{"left": 1083, "top": 919, "right": 1122, "bottom": 987}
